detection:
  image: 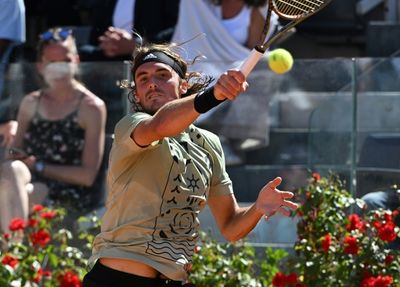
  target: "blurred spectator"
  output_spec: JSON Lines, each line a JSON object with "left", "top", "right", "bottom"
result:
{"left": 0, "top": 0, "right": 25, "bottom": 71}
{"left": 173, "top": 0, "right": 277, "bottom": 70}
{"left": 0, "top": 28, "right": 107, "bottom": 232}
{"left": 79, "top": 0, "right": 180, "bottom": 61}
{"left": 0, "top": 0, "right": 25, "bottom": 147}
{"left": 172, "top": 0, "right": 278, "bottom": 164}
{"left": 209, "top": 0, "right": 273, "bottom": 49}
{"left": 24, "top": 0, "right": 83, "bottom": 28}
{"left": 23, "top": 0, "right": 85, "bottom": 61}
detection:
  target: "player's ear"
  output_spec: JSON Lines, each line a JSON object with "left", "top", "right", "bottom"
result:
{"left": 134, "top": 95, "right": 140, "bottom": 103}
{"left": 179, "top": 79, "right": 188, "bottom": 95}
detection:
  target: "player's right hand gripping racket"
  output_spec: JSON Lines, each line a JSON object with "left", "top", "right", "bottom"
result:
{"left": 239, "top": 0, "right": 332, "bottom": 77}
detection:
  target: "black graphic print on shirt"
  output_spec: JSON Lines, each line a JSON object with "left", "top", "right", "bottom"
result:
{"left": 146, "top": 129, "right": 212, "bottom": 264}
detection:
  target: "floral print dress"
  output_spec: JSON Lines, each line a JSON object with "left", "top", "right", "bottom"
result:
{"left": 23, "top": 92, "right": 92, "bottom": 210}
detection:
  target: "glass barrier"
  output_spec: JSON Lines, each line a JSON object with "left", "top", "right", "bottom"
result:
{"left": 1, "top": 58, "right": 399, "bottom": 202}
{"left": 1, "top": 61, "right": 126, "bottom": 134}
{"left": 308, "top": 57, "right": 400, "bottom": 198}
{"left": 350, "top": 57, "right": 400, "bottom": 198}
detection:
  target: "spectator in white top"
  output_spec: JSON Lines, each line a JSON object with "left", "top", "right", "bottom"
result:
{"left": 172, "top": 0, "right": 278, "bottom": 165}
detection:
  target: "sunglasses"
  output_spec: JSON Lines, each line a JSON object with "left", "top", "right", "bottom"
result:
{"left": 40, "top": 29, "right": 72, "bottom": 41}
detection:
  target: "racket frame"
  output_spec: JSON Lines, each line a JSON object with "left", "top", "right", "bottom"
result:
{"left": 240, "top": 0, "right": 332, "bottom": 76}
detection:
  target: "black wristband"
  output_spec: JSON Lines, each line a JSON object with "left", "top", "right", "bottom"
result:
{"left": 193, "top": 87, "right": 225, "bottom": 114}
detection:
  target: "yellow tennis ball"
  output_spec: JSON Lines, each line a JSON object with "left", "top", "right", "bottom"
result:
{"left": 268, "top": 48, "right": 294, "bottom": 74}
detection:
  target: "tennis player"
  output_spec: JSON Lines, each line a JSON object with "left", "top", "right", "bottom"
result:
{"left": 83, "top": 42, "right": 298, "bottom": 287}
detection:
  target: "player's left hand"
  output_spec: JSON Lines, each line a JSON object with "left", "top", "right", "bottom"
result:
{"left": 214, "top": 69, "right": 248, "bottom": 101}
{"left": 255, "top": 177, "right": 299, "bottom": 220}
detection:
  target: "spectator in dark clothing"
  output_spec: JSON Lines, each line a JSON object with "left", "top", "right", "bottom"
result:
{"left": 79, "top": 0, "right": 180, "bottom": 61}
{"left": 24, "top": 0, "right": 83, "bottom": 28}
{"left": 22, "top": 0, "right": 85, "bottom": 61}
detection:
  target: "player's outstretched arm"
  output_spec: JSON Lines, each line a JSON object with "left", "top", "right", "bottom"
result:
{"left": 208, "top": 177, "right": 298, "bottom": 242}
{"left": 133, "top": 70, "right": 247, "bottom": 146}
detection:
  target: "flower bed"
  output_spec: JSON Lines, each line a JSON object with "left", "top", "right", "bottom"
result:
{"left": 1, "top": 173, "right": 399, "bottom": 286}
{"left": 0, "top": 205, "right": 98, "bottom": 287}
{"left": 285, "top": 173, "right": 400, "bottom": 287}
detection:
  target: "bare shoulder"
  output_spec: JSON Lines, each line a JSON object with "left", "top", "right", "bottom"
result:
{"left": 77, "top": 86, "right": 107, "bottom": 126}
{"left": 80, "top": 87, "right": 106, "bottom": 110}
{"left": 19, "top": 90, "right": 41, "bottom": 115}
{"left": 21, "top": 90, "right": 41, "bottom": 105}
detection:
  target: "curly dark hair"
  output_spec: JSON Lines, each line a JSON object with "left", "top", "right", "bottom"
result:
{"left": 209, "top": 0, "right": 267, "bottom": 7}
{"left": 125, "top": 43, "right": 213, "bottom": 112}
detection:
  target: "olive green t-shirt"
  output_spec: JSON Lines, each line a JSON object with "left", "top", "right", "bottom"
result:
{"left": 90, "top": 112, "right": 233, "bottom": 281}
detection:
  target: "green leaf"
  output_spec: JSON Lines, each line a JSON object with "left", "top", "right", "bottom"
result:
{"left": 48, "top": 252, "right": 59, "bottom": 267}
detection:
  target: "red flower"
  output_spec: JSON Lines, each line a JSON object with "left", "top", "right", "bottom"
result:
{"left": 385, "top": 254, "right": 394, "bottom": 265}
{"left": 28, "top": 218, "right": 39, "bottom": 227}
{"left": 311, "top": 172, "right": 321, "bottom": 182}
{"left": 30, "top": 229, "right": 51, "bottom": 248}
{"left": 343, "top": 236, "right": 359, "bottom": 255}
{"left": 9, "top": 218, "right": 26, "bottom": 231}
{"left": 361, "top": 275, "right": 393, "bottom": 287}
{"left": 272, "top": 272, "right": 286, "bottom": 287}
{"left": 40, "top": 210, "right": 57, "bottom": 219}
{"left": 383, "top": 212, "right": 393, "bottom": 223}
{"left": 373, "top": 221, "right": 382, "bottom": 229}
{"left": 32, "top": 204, "right": 44, "bottom": 212}
{"left": 360, "top": 276, "right": 376, "bottom": 287}
{"left": 272, "top": 272, "right": 299, "bottom": 287}
{"left": 32, "top": 268, "right": 52, "bottom": 284}
{"left": 57, "top": 271, "right": 82, "bottom": 287}
{"left": 286, "top": 272, "right": 298, "bottom": 285}
{"left": 374, "top": 276, "right": 393, "bottom": 287}
{"left": 347, "top": 214, "right": 365, "bottom": 232}
{"left": 32, "top": 271, "right": 42, "bottom": 284}
{"left": 321, "top": 233, "right": 331, "bottom": 253}
{"left": 42, "top": 269, "right": 52, "bottom": 277}
{"left": 1, "top": 255, "right": 19, "bottom": 268}
{"left": 377, "top": 222, "right": 397, "bottom": 242}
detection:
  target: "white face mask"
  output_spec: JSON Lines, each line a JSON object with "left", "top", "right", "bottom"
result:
{"left": 43, "top": 62, "right": 77, "bottom": 85}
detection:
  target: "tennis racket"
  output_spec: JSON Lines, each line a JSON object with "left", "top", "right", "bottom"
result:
{"left": 239, "top": 0, "right": 332, "bottom": 77}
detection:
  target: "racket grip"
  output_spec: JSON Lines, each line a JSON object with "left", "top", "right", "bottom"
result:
{"left": 239, "top": 49, "right": 264, "bottom": 77}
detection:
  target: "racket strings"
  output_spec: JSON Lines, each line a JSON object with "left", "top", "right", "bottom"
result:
{"left": 275, "top": 0, "right": 324, "bottom": 16}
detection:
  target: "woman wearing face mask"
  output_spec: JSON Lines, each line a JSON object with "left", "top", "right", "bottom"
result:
{"left": 0, "top": 28, "right": 107, "bottom": 232}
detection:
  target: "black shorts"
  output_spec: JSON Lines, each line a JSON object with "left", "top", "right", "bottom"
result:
{"left": 82, "top": 260, "right": 194, "bottom": 287}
